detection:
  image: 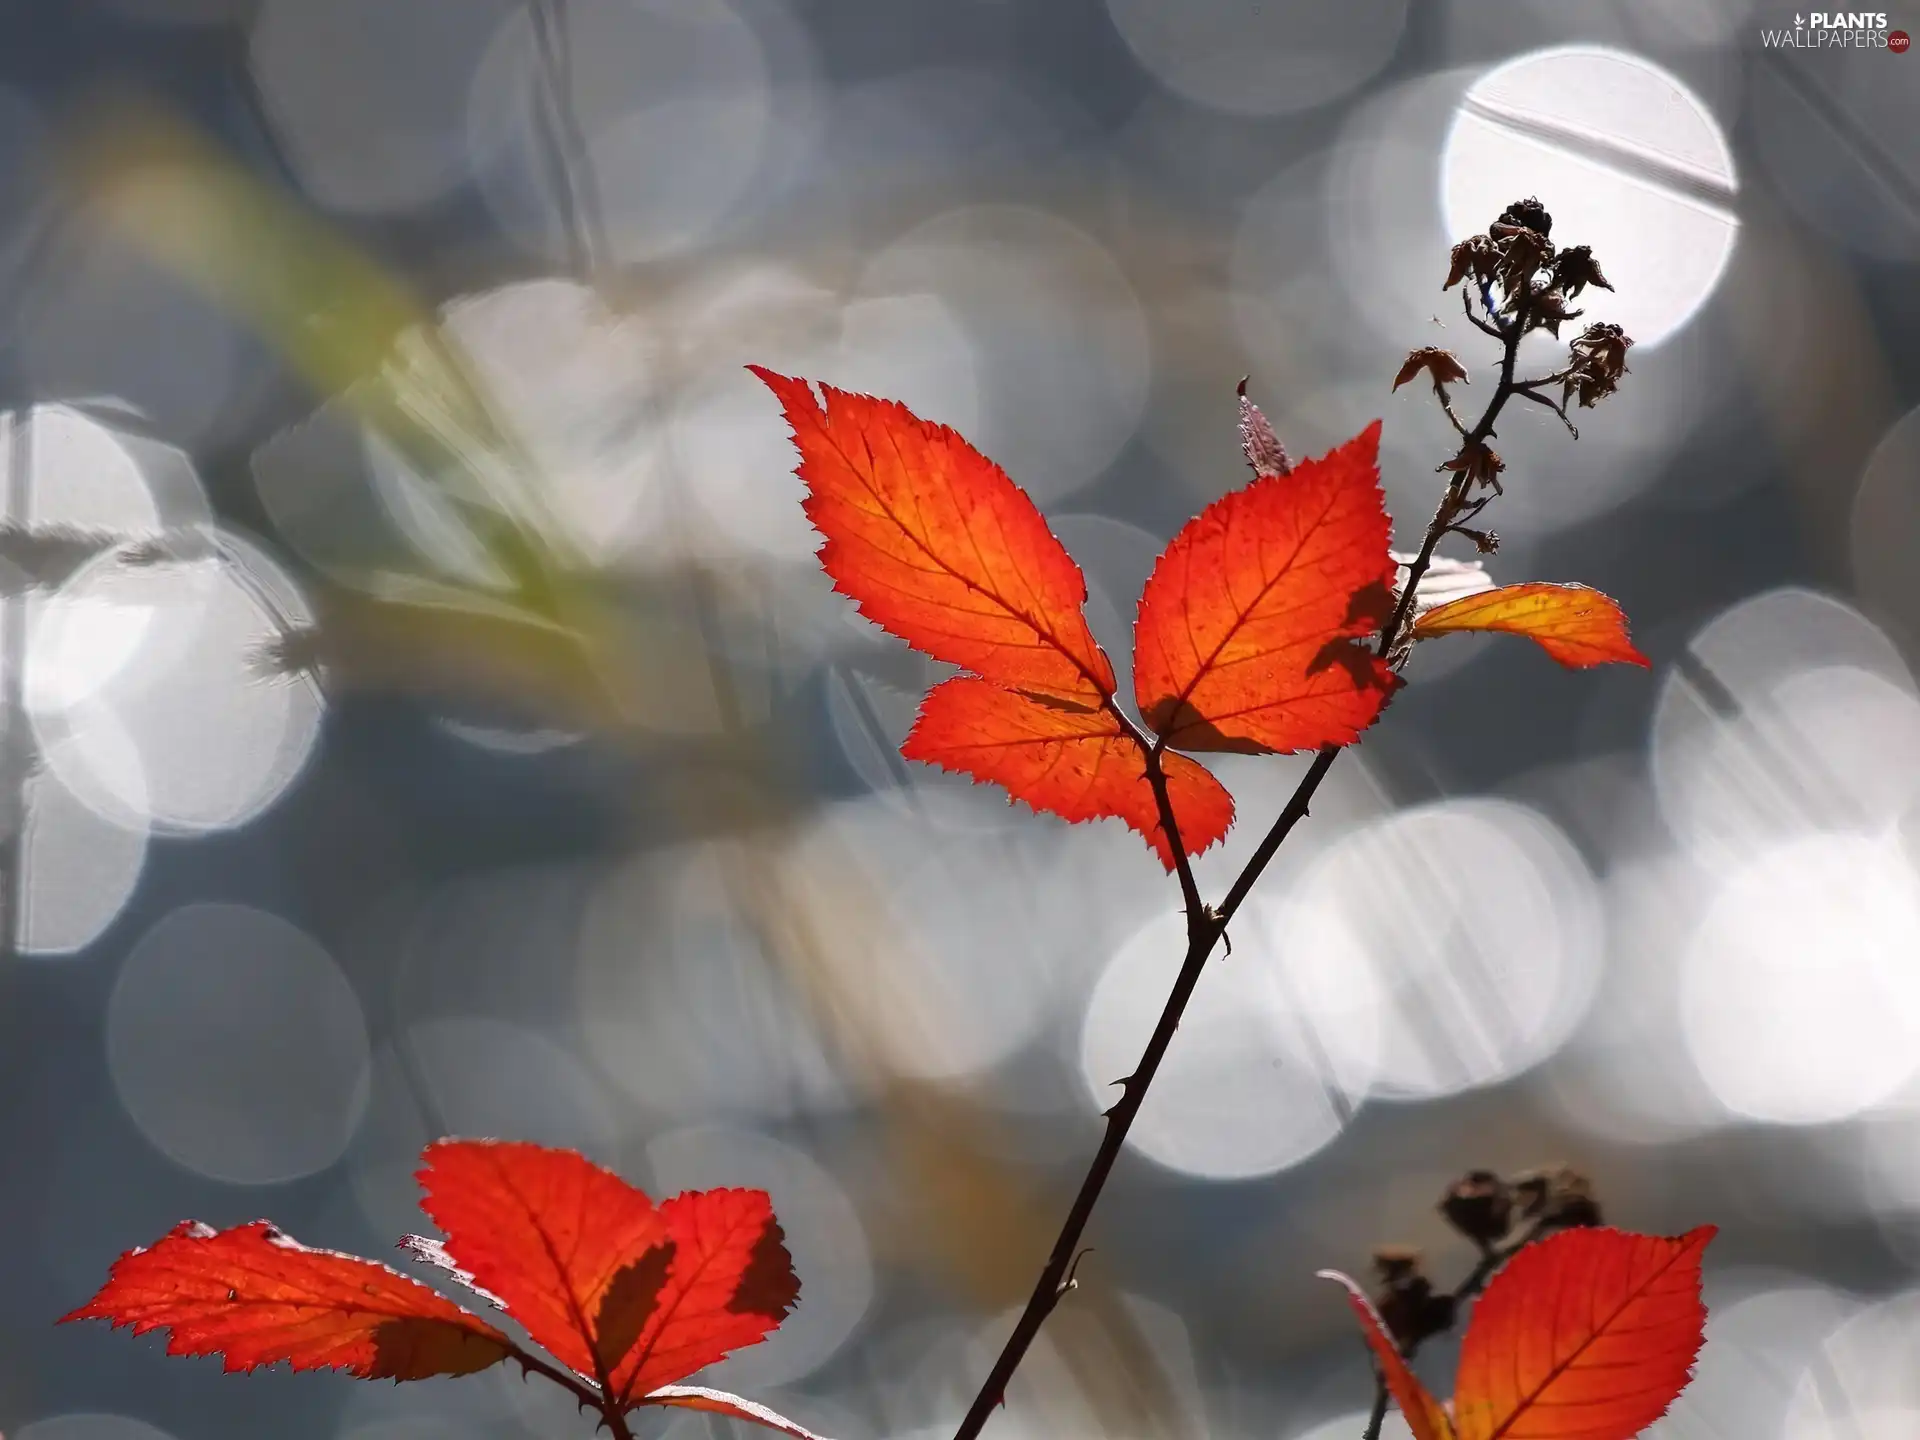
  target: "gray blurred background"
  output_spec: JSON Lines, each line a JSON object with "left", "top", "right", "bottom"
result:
{"left": 1, "top": 1, "right": 1917, "bottom": 1437}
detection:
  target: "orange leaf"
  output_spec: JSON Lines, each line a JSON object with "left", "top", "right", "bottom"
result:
{"left": 1411, "top": 582, "right": 1647, "bottom": 669}
{"left": 1133, "top": 421, "right": 1399, "bottom": 754}
{"left": 902, "top": 675, "right": 1235, "bottom": 870}
{"left": 413, "top": 1139, "right": 674, "bottom": 1382}
{"left": 608, "top": 1186, "right": 800, "bottom": 1403}
{"left": 753, "top": 367, "right": 1115, "bottom": 704}
{"left": 644, "top": 1385, "right": 832, "bottom": 1439}
{"left": 1318, "top": 1269, "right": 1455, "bottom": 1440}
{"left": 1452, "top": 1226, "right": 1714, "bottom": 1440}
{"left": 59, "top": 1219, "right": 510, "bottom": 1381}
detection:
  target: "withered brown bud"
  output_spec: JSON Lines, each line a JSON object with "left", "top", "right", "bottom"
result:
{"left": 1444, "top": 234, "right": 1500, "bottom": 291}
{"left": 1571, "top": 322, "right": 1631, "bottom": 372}
{"left": 1440, "top": 439, "right": 1505, "bottom": 493}
{"left": 1551, "top": 245, "right": 1613, "bottom": 300}
{"left": 1369, "top": 1246, "right": 1457, "bottom": 1349}
{"left": 1439, "top": 1170, "right": 1513, "bottom": 1246}
{"left": 1493, "top": 227, "right": 1554, "bottom": 301}
{"left": 1393, "top": 346, "right": 1470, "bottom": 393}
{"left": 1511, "top": 1165, "right": 1604, "bottom": 1229}
{"left": 1563, "top": 323, "right": 1633, "bottom": 408}
{"left": 1371, "top": 1244, "right": 1423, "bottom": 1284}
{"left": 1528, "top": 289, "right": 1583, "bottom": 339}
{"left": 1492, "top": 196, "right": 1552, "bottom": 238}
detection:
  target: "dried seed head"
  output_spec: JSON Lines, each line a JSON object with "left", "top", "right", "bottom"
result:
{"left": 1571, "top": 322, "right": 1632, "bottom": 374}
{"left": 1494, "top": 228, "right": 1554, "bottom": 301}
{"left": 1492, "top": 196, "right": 1553, "bottom": 238}
{"left": 1440, "top": 439, "right": 1506, "bottom": 493}
{"left": 1529, "top": 289, "right": 1583, "bottom": 339}
{"left": 1552, "top": 245, "right": 1613, "bottom": 300}
{"left": 1563, "top": 323, "right": 1634, "bottom": 408}
{"left": 1511, "top": 1165, "right": 1604, "bottom": 1229}
{"left": 1371, "top": 1244, "right": 1424, "bottom": 1284}
{"left": 1439, "top": 1170, "right": 1513, "bottom": 1247}
{"left": 1368, "top": 1246, "right": 1457, "bottom": 1348}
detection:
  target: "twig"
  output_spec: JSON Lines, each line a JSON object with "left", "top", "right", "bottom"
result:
{"left": 1113, "top": 704, "right": 1205, "bottom": 933}
{"left": 1510, "top": 384, "right": 1578, "bottom": 438}
{"left": 950, "top": 294, "right": 1537, "bottom": 1440}
{"left": 1362, "top": 1379, "right": 1391, "bottom": 1440}
{"left": 500, "top": 1341, "right": 632, "bottom": 1436}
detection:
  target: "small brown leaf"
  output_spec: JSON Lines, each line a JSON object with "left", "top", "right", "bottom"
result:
{"left": 1444, "top": 234, "right": 1499, "bottom": 291}
{"left": 1392, "top": 347, "right": 1469, "bottom": 392}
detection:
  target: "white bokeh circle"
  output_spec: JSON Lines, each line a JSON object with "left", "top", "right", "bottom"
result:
{"left": 1443, "top": 46, "right": 1737, "bottom": 348}
{"left": 1079, "top": 907, "right": 1380, "bottom": 1180}
{"left": 1679, "top": 833, "right": 1920, "bottom": 1127}
{"left": 107, "top": 902, "right": 371, "bottom": 1184}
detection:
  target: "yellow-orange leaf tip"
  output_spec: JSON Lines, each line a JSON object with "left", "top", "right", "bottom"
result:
{"left": 1411, "top": 581, "right": 1648, "bottom": 668}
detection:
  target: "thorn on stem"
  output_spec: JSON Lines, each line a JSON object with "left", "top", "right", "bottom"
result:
{"left": 1059, "top": 1247, "right": 1096, "bottom": 1297}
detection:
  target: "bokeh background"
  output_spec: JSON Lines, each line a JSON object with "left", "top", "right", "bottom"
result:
{"left": 1, "top": 1, "right": 1917, "bottom": 1437}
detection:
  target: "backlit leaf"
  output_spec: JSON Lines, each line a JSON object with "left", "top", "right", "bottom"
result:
{"left": 60, "top": 1220, "right": 510, "bottom": 1381}
{"left": 608, "top": 1186, "right": 800, "bottom": 1403}
{"left": 1411, "top": 582, "right": 1647, "bottom": 669}
{"left": 753, "top": 367, "right": 1114, "bottom": 704}
{"left": 413, "top": 1139, "right": 672, "bottom": 1381}
{"left": 903, "top": 676, "right": 1235, "bottom": 870}
{"left": 1452, "top": 1225, "right": 1713, "bottom": 1440}
{"left": 1318, "top": 1269, "right": 1455, "bottom": 1440}
{"left": 1133, "top": 421, "right": 1399, "bottom": 754}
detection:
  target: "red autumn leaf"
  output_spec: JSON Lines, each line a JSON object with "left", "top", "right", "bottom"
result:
{"left": 1324, "top": 1226, "right": 1714, "bottom": 1440}
{"left": 413, "top": 1139, "right": 673, "bottom": 1383}
{"left": 1410, "top": 582, "right": 1647, "bottom": 669}
{"left": 644, "top": 1385, "right": 831, "bottom": 1440}
{"left": 606, "top": 1186, "right": 800, "bottom": 1404}
{"left": 1318, "top": 1268, "right": 1454, "bottom": 1440}
{"left": 1133, "top": 420, "right": 1400, "bottom": 754}
{"left": 903, "top": 676, "right": 1235, "bottom": 869}
{"left": 59, "top": 1219, "right": 510, "bottom": 1381}
{"left": 752, "top": 367, "right": 1115, "bottom": 705}
{"left": 1452, "top": 1225, "right": 1713, "bottom": 1440}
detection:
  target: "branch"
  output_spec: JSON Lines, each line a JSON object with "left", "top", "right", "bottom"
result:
{"left": 1114, "top": 707, "right": 1204, "bottom": 931}
{"left": 501, "top": 1341, "right": 631, "bottom": 1437}
{"left": 1461, "top": 286, "right": 1503, "bottom": 339}
{"left": 1510, "top": 383, "right": 1578, "bottom": 438}
{"left": 1362, "top": 1378, "right": 1391, "bottom": 1440}
{"left": 951, "top": 301, "right": 1537, "bottom": 1440}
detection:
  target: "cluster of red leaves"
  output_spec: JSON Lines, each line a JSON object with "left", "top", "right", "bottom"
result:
{"left": 64, "top": 1150, "right": 1712, "bottom": 1440}
{"left": 62, "top": 1139, "right": 824, "bottom": 1439}
{"left": 1324, "top": 1225, "right": 1715, "bottom": 1440}
{"left": 754, "top": 370, "right": 1644, "bottom": 869}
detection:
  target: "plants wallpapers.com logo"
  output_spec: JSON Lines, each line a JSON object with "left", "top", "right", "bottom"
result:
{"left": 1761, "top": 11, "right": 1912, "bottom": 48}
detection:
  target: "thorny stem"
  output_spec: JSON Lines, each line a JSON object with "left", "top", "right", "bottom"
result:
{"left": 1113, "top": 705, "right": 1205, "bottom": 931}
{"left": 951, "top": 294, "right": 1539, "bottom": 1440}
{"left": 499, "top": 1341, "right": 635, "bottom": 1438}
